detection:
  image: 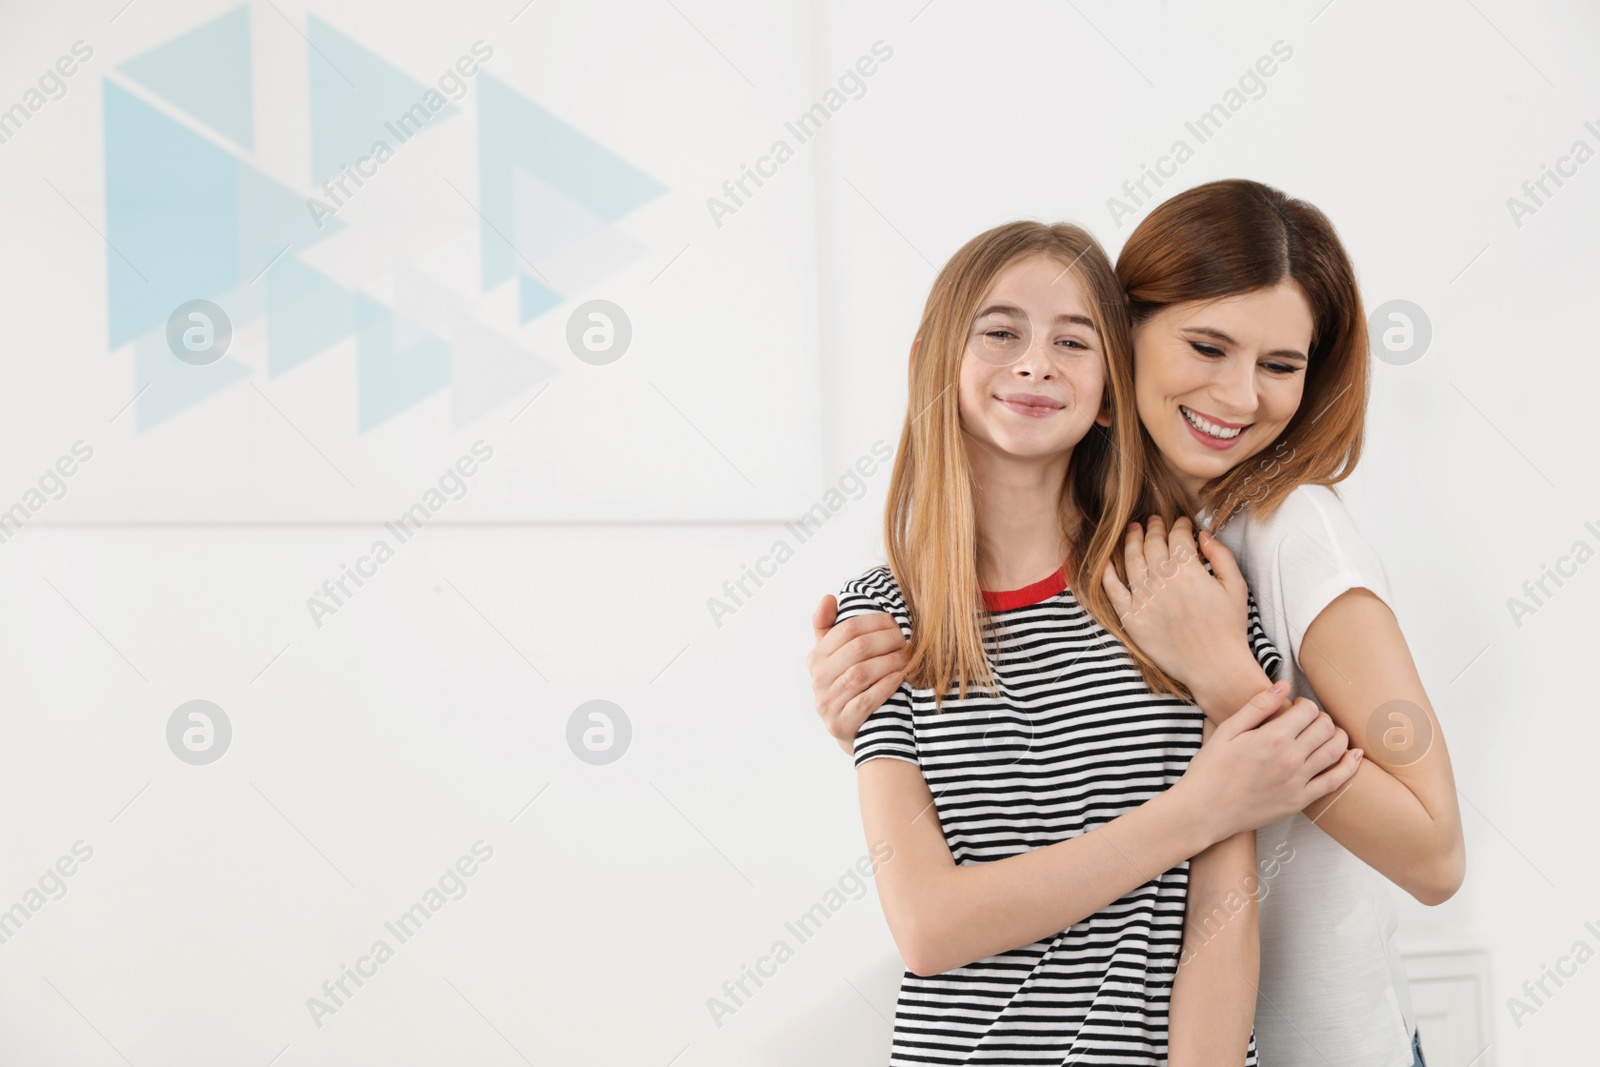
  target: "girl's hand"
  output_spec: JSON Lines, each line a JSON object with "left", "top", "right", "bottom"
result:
{"left": 1101, "top": 515, "right": 1260, "bottom": 693}
{"left": 1178, "top": 682, "right": 1364, "bottom": 841}
{"left": 808, "top": 595, "right": 908, "bottom": 753}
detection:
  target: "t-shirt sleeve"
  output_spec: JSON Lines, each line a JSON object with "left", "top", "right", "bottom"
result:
{"left": 1244, "top": 591, "right": 1284, "bottom": 682}
{"left": 833, "top": 570, "right": 919, "bottom": 769}
{"left": 1274, "top": 489, "right": 1393, "bottom": 669}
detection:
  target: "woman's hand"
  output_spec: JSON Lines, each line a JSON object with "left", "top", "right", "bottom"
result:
{"left": 1177, "top": 682, "right": 1364, "bottom": 841}
{"left": 1101, "top": 515, "right": 1261, "bottom": 694}
{"left": 808, "top": 595, "right": 908, "bottom": 753}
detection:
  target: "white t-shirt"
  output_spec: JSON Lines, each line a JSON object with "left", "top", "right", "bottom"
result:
{"left": 1206, "top": 484, "right": 1419, "bottom": 1067}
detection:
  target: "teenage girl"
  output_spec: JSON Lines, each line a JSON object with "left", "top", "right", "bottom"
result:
{"left": 810, "top": 181, "right": 1463, "bottom": 1067}
{"left": 829, "top": 218, "right": 1361, "bottom": 1064}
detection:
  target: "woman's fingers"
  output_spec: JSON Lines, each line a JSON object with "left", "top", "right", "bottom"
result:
{"left": 1143, "top": 514, "right": 1171, "bottom": 576}
{"left": 815, "top": 610, "right": 900, "bottom": 662}
{"left": 839, "top": 623, "right": 907, "bottom": 665}
{"left": 810, "top": 612, "right": 903, "bottom": 704}
{"left": 1197, "top": 529, "right": 1244, "bottom": 593}
{"left": 1123, "top": 521, "right": 1149, "bottom": 595}
{"left": 827, "top": 648, "right": 908, "bottom": 736}
{"left": 810, "top": 594, "right": 839, "bottom": 643}
{"left": 1101, "top": 562, "right": 1133, "bottom": 620}
{"left": 1169, "top": 515, "right": 1197, "bottom": 564}
{"left": 835, "top": 655, "right": 911, "bottom": 741}
{"left": 823, "top": 627, "right": 906, "bottom": 701}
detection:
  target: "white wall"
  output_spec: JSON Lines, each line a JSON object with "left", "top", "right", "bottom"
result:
{"left": 0, "top": 1, "right": 1596, "bottom": 1065}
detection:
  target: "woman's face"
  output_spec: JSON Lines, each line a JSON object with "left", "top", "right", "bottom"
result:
{"left": 956, "top": 253, "right": 1111, "bottom": 465}
{"left": 1131, "top": 282, "right": 1313, "bottom": 501}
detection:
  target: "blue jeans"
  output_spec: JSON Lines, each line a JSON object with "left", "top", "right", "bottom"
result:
{"left": 1411, "top": 1029, "right": 1426, "bottom": 1067}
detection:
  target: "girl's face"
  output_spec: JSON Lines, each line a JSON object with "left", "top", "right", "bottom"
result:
{"left": 1131, "top": 282, "right": 1313, "bottom": 501}
{"left": 956, "top": 253, "right": 1110, "bottom": 465}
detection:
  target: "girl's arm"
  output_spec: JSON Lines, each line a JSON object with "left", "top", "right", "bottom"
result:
{"left": 857, "top": 686, "right": 1355, "bottom": 976}
{"left": 1168, "top": 825, "right": 1259, "bottom": 1067}
{"left": 1124, "top": 520, "right": 1465, "bottom": 905}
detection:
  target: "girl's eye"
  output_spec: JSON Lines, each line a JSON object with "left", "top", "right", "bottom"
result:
{"left": 1187, "top": 340, "right": 1225, "bottom": 358}
{"left": 1056, "top": 337, "right": 1087, "bottom": 350}
{"left": 985, "top": 329, "right": 1018, "bottom": 342}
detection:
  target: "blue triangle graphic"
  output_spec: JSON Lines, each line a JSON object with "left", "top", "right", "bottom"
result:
{"left": 477, "top": 74, "right": 665, "bottom": 291}
{"left": 119, "top": 6, "right": 254, "bottom": 148}
{"left": 237, "top": 161, "right": 345, "bottom": 282}
{"left": 105, "top": 81, "right": 239, "bottom": 349}
{"left": 104, "top": 81, "right": 345, "bottom": 351}
{"left": 307, "top": 15, "right": 460, "bottom": 185}
{"left": 268, "top": 257, "right": 355, "bottom": 377}
{"left": 355, "top": 294, "right": 450, "bottom": 431}
{"left": 518, "top": 274, "right": 564, "bottom": 323}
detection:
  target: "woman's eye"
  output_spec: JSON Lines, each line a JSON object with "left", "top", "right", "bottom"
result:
{"left": 1187, "top": 341, "right": 1225, "bottom": 358}
{"left": 1262, "top": 361, "right": 1301, "bottom": 375}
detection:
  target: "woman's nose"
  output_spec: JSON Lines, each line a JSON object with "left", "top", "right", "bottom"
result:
{"left": 1210, "top": 359, "right": 1257, "bottom": 415}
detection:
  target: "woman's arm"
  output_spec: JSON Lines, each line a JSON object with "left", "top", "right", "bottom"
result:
{"left": 858, "top": 686, "right": 1356, "bottom": 976}
{"left": 1290, "top": 590, "right": 1464, "bottom": 904}
{"left": 808, "top": 595, "right": 908, "bottom": 751}
{"left": 1132, "top": 523, "right": 1465, "bottom": 905}
{"left": 1168, "top": 826, "right": 1259, "bottom": 1067}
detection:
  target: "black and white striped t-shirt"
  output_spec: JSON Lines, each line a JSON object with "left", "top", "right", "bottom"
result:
{"left": 838, "top": 563, "right": 1280, "bottom": 1066}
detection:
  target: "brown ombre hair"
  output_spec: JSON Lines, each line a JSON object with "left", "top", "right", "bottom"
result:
{"left": 1116, "top": 179, "right": 1368, "bottom": 530}
{"left": 883, "top": 221, "right": 1176, "bottom": 706}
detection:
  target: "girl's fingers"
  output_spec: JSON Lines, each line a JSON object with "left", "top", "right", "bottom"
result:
{"left": 1304, "top": 747, "right": 1363, "bottom": 803}
{"left": 1303, "top": 726, "right": 1350, "bottom": 777}
{"left": 1218, "top": 682, "right": 1290, "bottom": 737}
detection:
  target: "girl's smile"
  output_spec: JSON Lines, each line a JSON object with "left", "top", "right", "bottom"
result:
{"left": 958, "top": 252, "right": 1110, "bottom": 464}
{"left": 996, "top": 390, "right": 1067, "bottom": 418}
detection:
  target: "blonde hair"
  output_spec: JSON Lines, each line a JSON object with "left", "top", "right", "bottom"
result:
{"left": 883, "top": 221, "right": 1187, "bottom": 706}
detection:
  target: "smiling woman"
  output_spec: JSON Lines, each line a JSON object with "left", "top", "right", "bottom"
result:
{"left": 1135, "top": 284, "right": 1310, "bottom": 472}
{"left": 816, "top": 219, "right": 1370, "bottom": 1066}
{"left": 808, "top": 181, "right": 1463, "bottom": 1067}
{"left": 1120, "top": 180, "right": 1369, "bottom": 533}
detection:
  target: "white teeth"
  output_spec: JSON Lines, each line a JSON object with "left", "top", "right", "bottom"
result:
{"left": 1181, "top": 405, "right": 1244, "bottom": 439}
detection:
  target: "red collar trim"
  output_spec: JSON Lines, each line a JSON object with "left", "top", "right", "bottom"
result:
{"left": 981, "top": 564, "right": 1069, "bottom": 611}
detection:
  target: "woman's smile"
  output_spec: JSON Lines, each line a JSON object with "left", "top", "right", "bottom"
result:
{"left": 1179, "top": 404, "right": 1251, "bottom": 449}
